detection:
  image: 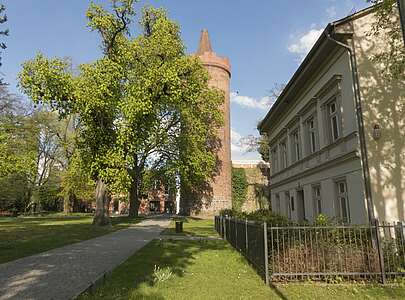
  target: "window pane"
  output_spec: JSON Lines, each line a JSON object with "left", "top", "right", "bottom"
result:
{"left": 332, "top": 116, "right": 339, "bottom": 140}
{"left": 311, "top": 132, "right": 316, "bottom": 152}
{"left": 339, "top": 182, "right": 345, "bottom": 193}
{"left": 317, "top": 198, "right": 322, "bottom": 214}
{"left": 329, "top": 102, "right": 336, "bottom": 114}
{"left": 340, "top": 197, "right": 347, "bottom": 222}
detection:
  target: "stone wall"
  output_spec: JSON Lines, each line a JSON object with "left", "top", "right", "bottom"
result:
{"left": 232, "top": 162, "right": 270, "bottom": 212}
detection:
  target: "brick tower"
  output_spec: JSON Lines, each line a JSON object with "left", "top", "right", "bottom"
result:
{"left": 194, "top": 29, "right": 232, "bottom": 215}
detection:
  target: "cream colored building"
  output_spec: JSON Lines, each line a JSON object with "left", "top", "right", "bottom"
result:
{"left": 258, "top": 6, "right": 404, "bottom": 224}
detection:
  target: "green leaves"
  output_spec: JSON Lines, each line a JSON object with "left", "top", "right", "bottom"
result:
{"left": 87, "top": 0, "right": 137, "bottom": 56}
{"left": 18, "top": 1, "right": 224, "bottom": 209}
{"left": 18, "top": 54, "right": 75, "bottom": 117}
{"left": 368, "top": 0, "right": 405, "bottom": 80}
{"left": 232, "top": 168, "right": 248, "bottom": 212}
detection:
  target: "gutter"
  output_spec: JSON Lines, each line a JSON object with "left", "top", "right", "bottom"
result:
{"left": 325, "top": 26, "right": 376, "bottom": 224}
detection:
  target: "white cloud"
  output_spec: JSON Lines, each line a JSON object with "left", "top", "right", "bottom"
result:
{"left": 287, "top": 28, "right": 323, "bottom": 59}
{"left": 230, "top": 92, "right": 274, "bottom": 110}
{"left": 231, "top": 128, "right": 247, "bottom": 154}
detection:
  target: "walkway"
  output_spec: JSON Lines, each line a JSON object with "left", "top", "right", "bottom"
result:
{"left": 0, "top": 217, "right": 170, "bottom": 300}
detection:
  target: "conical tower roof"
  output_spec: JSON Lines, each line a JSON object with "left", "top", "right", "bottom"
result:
{"left": 196, "top": 29, "right": 213, "bottom": 55}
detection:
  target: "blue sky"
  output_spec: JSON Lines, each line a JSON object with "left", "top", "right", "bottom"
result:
{"left": 1, "top": 0, "right": 370, "bottom": 161}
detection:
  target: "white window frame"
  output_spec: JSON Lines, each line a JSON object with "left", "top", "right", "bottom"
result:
{"left": 271, "top": 145, "right": 279, "bottom": 174}
{"left": 336, "top": 180, "right": 350, "bottom": 223}
{"left": 328, "top": 99, "right": 340, "bottom": 142}
{"left": 285, "top": 191, "right": 291, "bottom": 219}
{"left": 312, "top": 185, "right": 322, "bottom": 216}
{"left": 280, "top": 140, "right": 288, "bottom": 169}
{"left": 290, "top": 129, "right": 301, "bottom": 163}
{"left": 307, "top": 117, "right": 317, "bottom": 154}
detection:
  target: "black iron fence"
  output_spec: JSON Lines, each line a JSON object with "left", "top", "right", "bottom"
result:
{"left": 215, "top": 216, "right": 405, "bottom": 283}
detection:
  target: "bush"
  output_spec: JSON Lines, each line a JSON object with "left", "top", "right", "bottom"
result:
{"left": 219, "top": 208, "right": 291, "bottom": 227}
{"left": 231, "top": 168, "right": 248, "bottom": 211}
{"left": 247, "top": 209, "right": 292, "bottom": 226}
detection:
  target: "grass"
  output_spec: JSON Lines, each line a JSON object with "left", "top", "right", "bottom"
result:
{"left": 79, "top": 217, "right": 405, "bottom": 299}
{"left": 275, "top": 283, "right": 405, "bottom": 299}
{"left": 161, "top": 217, "right": 217, "bottom": 237}
{"left": 0, "top": 214, "right": 142, "bottom": 264}
{"left": 79, "top": 239, "right": 276, "bottom": 300}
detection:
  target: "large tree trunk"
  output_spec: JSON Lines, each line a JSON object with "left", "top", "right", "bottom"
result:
{"left": 63, "top": 191, "right": 74, "bottom": 213}
{"left": 128, "top": 176, "right": 141, "bottom": 218}
{"left": 93, "top": 178, "right": 111, "bottom": 226}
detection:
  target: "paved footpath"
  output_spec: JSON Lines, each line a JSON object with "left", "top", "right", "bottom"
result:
{"left": 0, "top": 217, "right": 170, "bottom": 300}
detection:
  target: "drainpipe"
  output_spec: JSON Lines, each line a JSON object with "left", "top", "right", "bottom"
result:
{"left": 326, "top": 28, "right": 376, "bottom": 224}
{"left": 397, "top": 0, "right": 405, "bottom": 45}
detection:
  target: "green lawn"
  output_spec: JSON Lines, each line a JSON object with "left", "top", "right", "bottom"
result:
{"left": 162, "top": 217, "right": 217, "bottom": 237}
{"left": 0, "top": 214, "right": 142, "bottom": 264}
{"left": 79, "top": 217, "right": 405, "bottom": 299}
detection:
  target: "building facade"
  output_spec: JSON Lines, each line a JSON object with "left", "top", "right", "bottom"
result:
{"left": 258, "top": 6, "right": 404, "bottom": 224}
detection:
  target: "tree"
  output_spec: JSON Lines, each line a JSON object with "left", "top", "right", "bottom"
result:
{"left": 19, "top": 0, "right": 223, "bottom": 224}
{"left": 241, "top": 83, "right": 285, "bottom": 163}
{"left": 368, "top": 0, "right": 405, "bottom": 80}
{"left": 60, "top": 152, "right": 95, "bottom": 213}
{"left": 112, "top": 7, "right": 223, "bottom": 217}
{"left": 0, "top": 86, "right": 36, "bottom": 179}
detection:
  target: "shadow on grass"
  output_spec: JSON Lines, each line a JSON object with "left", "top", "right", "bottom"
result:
{"left": 80, "top": 239, "right": 236, "bottom": 299}
{"left": 161, "top": 217, "right": 216, "bottom": 237}
{"left": 269, "top": 283, "right": 289, "bottom": 300}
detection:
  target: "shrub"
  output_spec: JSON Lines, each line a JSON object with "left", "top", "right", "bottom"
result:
{"left": 219, "top": 208, "right": 291, "bottom": 227}
{"left": 247, "top": 209, "right": 292, "bottom": 226}
{"left": 231, "top": 168, "right": 248, "bottom": 211}
{"left": 152, "top": 265, "right": 173, "bottom": 284}
{"left": 219, "top": 208, "right": 247, "bottom": 219}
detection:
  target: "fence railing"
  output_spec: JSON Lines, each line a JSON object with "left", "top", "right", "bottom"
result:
{"left": 215, "top": 216, "right": 405, "bottom": 283}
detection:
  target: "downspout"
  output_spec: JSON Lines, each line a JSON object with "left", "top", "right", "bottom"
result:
{"left": 326, "top": 27, "right": 376, "bottom": 224}
{"left": 397, "top": 0, "right": 405, "bottom": 45}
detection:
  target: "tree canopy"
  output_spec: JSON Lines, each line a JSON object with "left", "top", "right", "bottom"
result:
{"left": 368, "top": 0, "right": 405, "bottom": 80}
{"left": 19, "top": 0, "right": 224, "bottom": 224}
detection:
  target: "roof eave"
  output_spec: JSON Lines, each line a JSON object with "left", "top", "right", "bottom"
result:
{"left": 258, "top": 3, "right": 378, "bottom": 134}
{"left": 258, "top": 24, "right": 332, "bottom": 133}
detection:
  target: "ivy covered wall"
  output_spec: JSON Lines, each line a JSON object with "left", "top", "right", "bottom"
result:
{"left": 231, "top": 168, "right": 248, "bottom": 211}
{"left": 232, "top": 164, "right": 270, "bottom": 212}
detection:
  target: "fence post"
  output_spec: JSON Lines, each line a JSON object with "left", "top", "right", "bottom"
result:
{"left": 235, "top": 217, "right": 238, "bottom": 250}
{"left": 374, "top": 219, "right": 386, "bottom": 284}
{"left": 245, "top": 218, "right": 248, "bottom": 255}
{"left": 397, "top": 221, "right": 405, "bottom": 243}
{"left": 224, "top": 217, "right": 227, "bottom": 241}
{"left": 263, "top": 221, "right": 269, "bottom": 285}
{"left": 218, "top": 216, "right": 221, "bottom": 237}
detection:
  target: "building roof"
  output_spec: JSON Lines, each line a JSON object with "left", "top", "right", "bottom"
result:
{"left": 197, "top": 29, "right": 213, "bottom": 55}
{"left": 258, "top": 4, "right": 378, "bottom": 133}
{"left": 195, "top": 29, "right": 231, "bottom": 76}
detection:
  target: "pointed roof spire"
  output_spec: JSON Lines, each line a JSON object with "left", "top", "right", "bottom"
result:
{"left": 197, "top": 29, "right": 213, "bottom": 55}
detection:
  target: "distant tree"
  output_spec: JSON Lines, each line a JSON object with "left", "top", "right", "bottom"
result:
{"left": 240, "top": 83, "right": 285, "bottom": 163}
{"left": 60, "top": 151, "right": 95, "bottom": 213}
{"left": 0, "top": 86, "right": 36, "bottom": 179}
{"left": 239, "top": 133, "right": 270, "bottom": 162}
{"left": 368, "top": 0, "right": 405, "bottom": 80}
